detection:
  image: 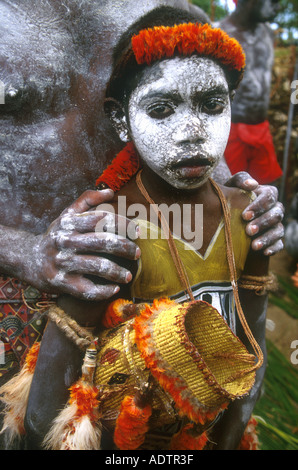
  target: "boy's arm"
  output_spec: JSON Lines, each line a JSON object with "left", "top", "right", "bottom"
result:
{"left": 208, "top": 250, "right": 269, "bottom": 450}
{"left": 24, "top": 293, "right": 104, "bottom": 449}
{"left": 24, "top": 317, "right": 85, "bottom": 449}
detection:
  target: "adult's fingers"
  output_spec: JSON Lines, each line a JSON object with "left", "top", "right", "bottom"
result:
{"left": 62, "top": 189, "right": 114, "bottom": 216}
{"left": 55, "top": 231, "right": 141, "bottom": 260}
{"left": 60, "top": 210, "right": 139, "bottom": 240}
{"left": 56, "top": 253, "right": 133, "bottom": 284}
{"left": 263, "top": 240, "right": 284, "bottom": 256}
{"left": 242, "top": 186, "right": 281, "bottom": 220}
{"left": 245, "top": 207, "right": 284, "bottom": 236}
{"left": 55, "top": 272, "right": 120, "bottom": 301}
{"left": 224, "top": 171, "right": 259, "bottom": 190}
{"left": 251, "top": 223, "right": 285, "bottom": 252}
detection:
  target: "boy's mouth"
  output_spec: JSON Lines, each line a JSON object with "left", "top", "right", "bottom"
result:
{"left": 173, "top": 156, "right": 212, "bottom": 168}
{"left": 173, "top": 156, "right": 212, "bottom": 178}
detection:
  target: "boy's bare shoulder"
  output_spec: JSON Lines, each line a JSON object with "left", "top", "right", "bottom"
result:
{"left": 219, "top": 184, "right": 254, "bottom": 212}
{"left": 109, "top": 177, "right": 141, "bottom": 212}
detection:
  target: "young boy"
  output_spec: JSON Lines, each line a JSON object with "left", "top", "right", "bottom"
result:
{"left": 5, "top": 6, "right": 271, "bottom": 450}
{"left": 93, "top": 8, "right": 269, "bottom": 450}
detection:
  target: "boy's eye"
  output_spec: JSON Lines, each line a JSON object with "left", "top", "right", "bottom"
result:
{"left": 202, "top": 99, "right": 226, "bottom": 115}
{"left": 147, "top": 103, "right": 175, "bottom": 119}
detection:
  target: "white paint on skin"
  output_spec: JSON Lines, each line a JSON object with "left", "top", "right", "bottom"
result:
{"left": 56, "top": 249, "right": 74, "bottom": 262}
{"left": 52, "top": 230, "right": 73, "bottom": 246}
{"left": 95, "top": 211, "right": 117, "bottom": 233}
{"left": 60, "top": 214, "right": 76, "bottom": 231}
{"left": 53, "top": 270, "right": 67, "bottom": 286}
{"left": 127, "top": 56, "right": 232, "bottom": 190}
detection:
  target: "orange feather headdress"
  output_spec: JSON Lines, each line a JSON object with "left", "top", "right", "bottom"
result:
{"left": 131, "top": 23, "right": 245, "bottom": 72}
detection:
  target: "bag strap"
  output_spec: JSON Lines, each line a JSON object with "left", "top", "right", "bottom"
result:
{"left": 210, "top": 178, "right": 263, "bottom": 371}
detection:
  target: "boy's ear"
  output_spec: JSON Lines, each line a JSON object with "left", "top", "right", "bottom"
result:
{"left": 229, "top": 90, "right": 236, "bottom": 102}
{"left": 104, "top": 98, "right": 131, "bottom": 143}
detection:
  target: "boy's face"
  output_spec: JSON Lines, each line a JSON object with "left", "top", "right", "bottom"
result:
{"left": 127, "top": 56, "right": 231, "bottom": 190}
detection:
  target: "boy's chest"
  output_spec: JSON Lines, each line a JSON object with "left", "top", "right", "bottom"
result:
{"left": 131, "top": 207, "right": 250, "bottom": 300}
{"left": 115, "top": 183, "right": 223, "bottom": 258}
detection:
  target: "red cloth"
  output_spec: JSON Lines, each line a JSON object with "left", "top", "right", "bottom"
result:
{"left": 224, "top": 121, "right": 283, "bottom": 184}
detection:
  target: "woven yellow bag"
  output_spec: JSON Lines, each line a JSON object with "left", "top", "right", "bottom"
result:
{"left": 95, "top": 298, "right": 256, "bottom": 432}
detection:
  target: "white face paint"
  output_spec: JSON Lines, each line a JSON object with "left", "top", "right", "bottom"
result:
{"left": 127, "top": 56, "right": 231, "bottom": 190}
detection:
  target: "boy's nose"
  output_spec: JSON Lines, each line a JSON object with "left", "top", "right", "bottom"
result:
{"left": 173, "top": 114, "right": 207, "bottom": 145}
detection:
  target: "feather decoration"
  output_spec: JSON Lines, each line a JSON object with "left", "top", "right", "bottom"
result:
{"left": 101, "top": 298, "right": 136, "bottom": 329}
{"left": 0, "top": 342, "right": 40, "bottom": 444}
{"left": 95, "top": 142, "right": 139, "bottom": 191}
{"left": 170, "top": 423, "right": 208, "bottom": 450}
{"left": 131, "top": 23, "right": 246, "bottom": 72}
{"left": 114, "top": 394, "right": 152, "bottom": 450}
{"left": 43, "top": 343, "right": 102, "bottom": 450}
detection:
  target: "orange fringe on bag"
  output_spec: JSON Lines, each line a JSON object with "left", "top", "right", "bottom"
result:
{"left": 114, "top": 395, "right": 152, "bottom": 450}
{"left": 132, "top": 23, "right": 246, "bottom": 72}
{"left": 0, "top": 342, "right": 40, "bottom": 443}
{"left": 102, "top": 298, "right": 135, "bottom": 328}
{"left": 170, "top": 424, "right": 208, "bottom": 450}
{"left": 96, "top": 142, "right": 139, "bottom": 191}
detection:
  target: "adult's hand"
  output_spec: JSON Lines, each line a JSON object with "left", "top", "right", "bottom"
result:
{"left": 21, "top": 189, "right": 140, "bottom": 301}
{"left": 225, "top": 172, "right": 284, "bottom": 256}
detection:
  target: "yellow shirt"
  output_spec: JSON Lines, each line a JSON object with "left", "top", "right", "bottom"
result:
{"left": 131, "top": 206, "right": 251, "bottom": 331}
